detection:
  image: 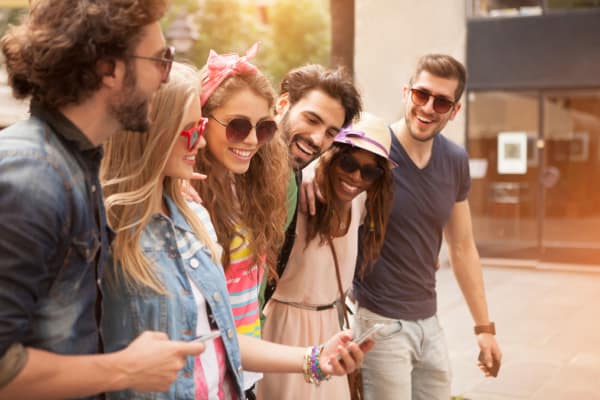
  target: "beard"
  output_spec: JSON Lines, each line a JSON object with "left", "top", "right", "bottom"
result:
{"left": 110, "top": 62, "right": 151, "bottom": 133}
{"left": 279, "top": 110, "right": 320, "bottom": 170}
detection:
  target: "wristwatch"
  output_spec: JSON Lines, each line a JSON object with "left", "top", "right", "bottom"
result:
{"left": 474, "top": 322, "right": 496, "bottom": 335}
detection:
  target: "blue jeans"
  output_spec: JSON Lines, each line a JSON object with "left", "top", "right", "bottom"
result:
{"left": 353, "top": 306, "right": 452, "bottom": 400}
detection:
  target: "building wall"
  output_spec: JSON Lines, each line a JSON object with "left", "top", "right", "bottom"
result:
{"left": 0, "top": 67, "right": 29, "bottom": 128}
{"left": 354, "top": 0, "right": 467, "bottom": 145}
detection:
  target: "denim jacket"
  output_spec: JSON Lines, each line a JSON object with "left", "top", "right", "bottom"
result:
{"left": 101, "top": 197, "right": 243, "bottom": 399}
{"left": 0, "top": 104, "right": 110, "bottom": 388}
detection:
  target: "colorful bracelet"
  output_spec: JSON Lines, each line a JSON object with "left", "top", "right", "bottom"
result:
{"left": 302, "top": 345, "right": 331, "bottom": 385}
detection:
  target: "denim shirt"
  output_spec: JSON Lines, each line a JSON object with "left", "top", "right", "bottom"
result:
{"left": 0, "top": 103, "right": 110, "bottom": 384}
{"left": 101, "top": 197, "right": 243, "bottom": 399}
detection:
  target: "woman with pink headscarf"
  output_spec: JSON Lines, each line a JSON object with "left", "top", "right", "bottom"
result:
{"left": 101, "top": 55, "right": 371, "bottom": 400}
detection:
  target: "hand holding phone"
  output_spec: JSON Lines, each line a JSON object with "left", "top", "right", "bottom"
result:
{"left": 190, "top": 330, "right": 221, "bottom": 343}
{"left": 478, "top": 350, "right": 500, "bottom": 377}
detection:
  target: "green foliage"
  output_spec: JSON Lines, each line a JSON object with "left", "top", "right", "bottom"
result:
{"left": 167, "top": 0, "right": 330, "bottom": 89}
{"left": 266, "top": 0, "right": 330, "bottom": 85}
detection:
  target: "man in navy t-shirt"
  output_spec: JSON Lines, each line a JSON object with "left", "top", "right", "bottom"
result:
{"left": 352, "top": 54, "right": 502, "bottom": 400}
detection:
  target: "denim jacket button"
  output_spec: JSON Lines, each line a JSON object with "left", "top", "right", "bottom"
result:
{"left": 213, "top": 292, "right": 221, "bottom": 302}
{"left": 227, "top": 329, "right": 233, "bottom": 338}
{"left": 190, "top": 258, "right": 200, "bottom": 269}
{"left": 183, "top": 329, "right": 192, "bottom": 335}
{"left": 182, "top": 372, "right": 192, "bottom": 378}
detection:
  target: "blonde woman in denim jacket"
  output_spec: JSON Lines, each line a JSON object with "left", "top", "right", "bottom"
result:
{"left": 100, "top": 62, "right": 371, "bottom": 400}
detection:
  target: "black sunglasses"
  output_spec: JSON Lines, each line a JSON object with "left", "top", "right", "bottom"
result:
{"left": 338, "top": 153, "right": 384, "bottom": 182}
{"left": 130, "top": 46, "right": 175, "bottom": 82}
{"left": 409, "top": 87, "right": 455, "bottom": 114}
{"left": 209, "top": 115, "right": 277, "bottom": 144}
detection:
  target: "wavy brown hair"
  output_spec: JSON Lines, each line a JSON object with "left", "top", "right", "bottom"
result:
{"left": 280, "top": 64, "right": 362, "bottom": 127}
{"left": 193, "top": 71, "right": 289, "bottom": 282}
{"left": 1, "top": 0, "right": 168, "bottom": 109}
{"left": 305, "top": 143, "right": 393, "bottom": 279}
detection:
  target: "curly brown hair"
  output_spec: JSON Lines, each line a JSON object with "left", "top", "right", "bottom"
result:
{"left": 305, "top": 143, "right": 393, "bottom": 279}
{"left": 194, "top": 71, "right": 290, "bottom": 282}
{"left": 280, "top": 64, "right": 362, "bottom": 127}
{"left": 1, "top": 0, "right": 168, "bottom": 109}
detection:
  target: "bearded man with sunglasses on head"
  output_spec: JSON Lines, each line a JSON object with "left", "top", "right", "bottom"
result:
{"left": 351, "top": 54, "right": 502, "bottom": 400}
{"left": 0, "top": 1, "right": 206, "bottom": 399}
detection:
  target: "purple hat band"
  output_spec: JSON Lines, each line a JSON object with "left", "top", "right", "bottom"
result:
{"left": 333, "top": 128, "right": 391, "bottom": 158}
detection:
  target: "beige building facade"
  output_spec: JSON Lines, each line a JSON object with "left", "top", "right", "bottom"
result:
{"left": 354, "top": 0, "right": 467, "bottom": 145}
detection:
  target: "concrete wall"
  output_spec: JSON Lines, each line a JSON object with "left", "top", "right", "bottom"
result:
{"left": 0, "top": 67, "right": 29, "bottom": 128}
{"left": 354, "top": 0, "right": 467, "bottom": 145}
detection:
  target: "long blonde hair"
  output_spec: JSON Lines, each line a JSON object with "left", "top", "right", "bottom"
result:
{"left": 101, "top": 62, "right": 220, "bottom": 294}
{"left": 193, "top": 70, "right": 289, "bottom": 282}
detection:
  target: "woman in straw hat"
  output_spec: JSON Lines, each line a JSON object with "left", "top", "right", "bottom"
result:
{"left": 259, "top": 112, "right": 394, "bottom": 400}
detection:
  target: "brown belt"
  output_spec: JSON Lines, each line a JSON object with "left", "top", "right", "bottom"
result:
{"left": 271, "top": 298, "right": 337, "bottom": 311}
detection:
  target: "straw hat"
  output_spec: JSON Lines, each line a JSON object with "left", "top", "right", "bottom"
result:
{"left": 333, "top": 112, "right": 395, "bottom": 166}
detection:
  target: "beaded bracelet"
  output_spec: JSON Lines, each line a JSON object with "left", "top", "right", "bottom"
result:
{"left": 303, "top": 345, "right": 331, "bottom": 385}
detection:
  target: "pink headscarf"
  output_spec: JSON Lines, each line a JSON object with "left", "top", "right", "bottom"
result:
{"left": 200, "top": 42, "right": 260, "bottom": 106}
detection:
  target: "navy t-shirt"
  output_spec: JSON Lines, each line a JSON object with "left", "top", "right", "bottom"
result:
{"left": 353, "top": 125, "right": 470, "bottom": 320}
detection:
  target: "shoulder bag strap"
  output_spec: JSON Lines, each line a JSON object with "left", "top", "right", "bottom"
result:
{"left": 328, "top": 237, "right": 350, "bottom": 328}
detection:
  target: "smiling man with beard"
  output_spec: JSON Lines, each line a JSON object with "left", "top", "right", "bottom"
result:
{"left": 261, "top": 64, "right": 362, "bottom": 308}
{"left": 0, "top": 1, "right": 206, "bottom": 399}
{"left": 352, "top": 54, "right": 503, "bottom": 400}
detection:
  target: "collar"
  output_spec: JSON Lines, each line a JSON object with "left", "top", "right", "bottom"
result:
{"left": 163, "top": 195, "right": 194, "bottom": 233}
{"left": 30, "top": 101, "right": 98, "bottom": 152}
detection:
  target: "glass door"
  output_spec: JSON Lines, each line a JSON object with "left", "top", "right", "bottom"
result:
{"left": 467, "top": 91, "right": 541, "bottom": 259}
{"left": 540, "top": 90, "right": 600, "bottom": 264}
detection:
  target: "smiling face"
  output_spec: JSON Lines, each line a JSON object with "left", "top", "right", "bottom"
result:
{"left": 279, "top": 89, "right": 346, "bottom": 170}
{"left": 403, "top": 70, "right": 462, "bottom": 142}
{"left": 163, "top": 94, "right": 206, "bottom": 180}
{"left": 205, "top": 88, "right": 273, "bottom": 174}
{"left": 331, "top": 148, "right": 380, "bottom": 204}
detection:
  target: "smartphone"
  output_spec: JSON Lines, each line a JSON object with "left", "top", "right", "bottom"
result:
{"left": 478, "top": 351, "right": 500, "bottom": 377}
{"left": 353, "top": 323, "right": 386, "bottom": 345}
{"left": 354, "top": 321, "right": 403, "bottom": 345}
{"left": 336, "top": 322, "right": 402, "bottom": 362}
{"left": 190, "top": 330, "right": 221, "bottom": 343}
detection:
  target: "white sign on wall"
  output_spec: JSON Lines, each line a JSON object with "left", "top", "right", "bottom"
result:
{"left": 497, "top": 132, "right": 527, "bottom": 175}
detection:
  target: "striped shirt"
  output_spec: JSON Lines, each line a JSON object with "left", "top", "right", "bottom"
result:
{"left": 176, "top": 202, "right": 237, "bottom": 399}
{"left": 224, "top": 227, "right": 265, "bottom": 389}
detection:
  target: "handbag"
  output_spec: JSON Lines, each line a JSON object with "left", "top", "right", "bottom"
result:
{"left": 327, "top": 237, "right": 363, "bottom": 400}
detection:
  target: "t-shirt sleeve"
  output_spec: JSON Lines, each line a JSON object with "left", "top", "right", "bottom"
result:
{"left": 456, "top": 151, "right": 471, "bottom": 202}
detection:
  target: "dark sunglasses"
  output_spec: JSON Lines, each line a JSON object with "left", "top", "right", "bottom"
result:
{"left": 180, "top": 117, "right": 208, "bottom": 151}
{"left": 338, "top": 153, "right": 384, "bottom": 182}
{"left": 209, "top": 115, "right": 277, "bottom": 144}
{"left": 130, "top": 46, "right": 175, "bottom": 82}
{"left": 409, "top": 87, "right": 455, "bottom": 114}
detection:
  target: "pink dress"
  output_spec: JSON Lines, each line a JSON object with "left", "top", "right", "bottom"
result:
{"left": 257, "top": 193, "right": 366, "bottom": 400}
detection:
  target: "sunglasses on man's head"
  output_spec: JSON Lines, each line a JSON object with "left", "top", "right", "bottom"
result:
{"left": 338, "top": 153, "right": 385, "bottom": 182}
{"left": 209, "top": 115, "right": 277, "bottom": 144}
{"left": 180, "top": 117, "right": 208, "bottom": 151}
{"left": 409, "top": 87, "right": 455, "bottom": 114}
{"left": 130, "top": 46, "right": 175, "bottom": 82}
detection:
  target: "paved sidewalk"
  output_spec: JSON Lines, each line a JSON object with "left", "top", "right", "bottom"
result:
{"left": 437, "top": 265, "right": 600, "bottom": 399}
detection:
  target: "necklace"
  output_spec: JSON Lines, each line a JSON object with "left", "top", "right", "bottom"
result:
{"left": 332, "top": 207, "right": 350, "bottom": 233}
